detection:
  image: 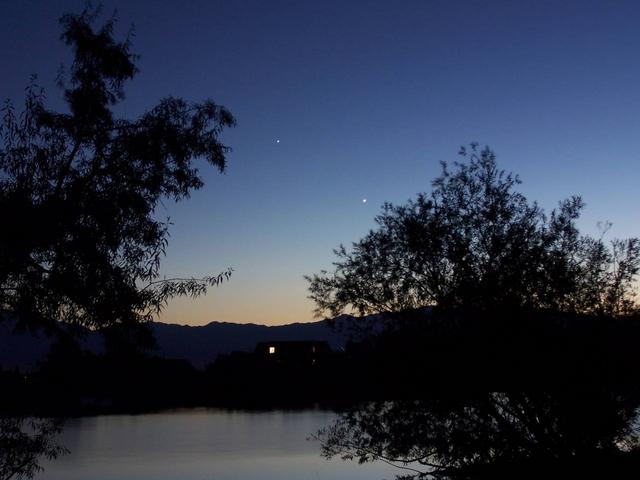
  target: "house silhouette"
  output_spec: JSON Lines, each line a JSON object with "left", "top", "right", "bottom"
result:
{"left": 254, "top": 340, "right": 330, "bottom": 366}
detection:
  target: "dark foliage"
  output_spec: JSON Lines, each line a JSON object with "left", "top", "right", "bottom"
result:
{"left": 307, "top": 144, "right": 640, "bottom": 317}
{"left": 0, "top": 7, "right": 235, "bottom": 479}
{"left": 319, "top": 393, "right": 640, "bottom": 479}
{"left": 0, "top": 417, "right": 66, "bottom": 480}
{"left": 0, "top": 7, "right": 235, "bottom": 334}
{"left": 308, "top": 145, "right": 640, "bottom": 478}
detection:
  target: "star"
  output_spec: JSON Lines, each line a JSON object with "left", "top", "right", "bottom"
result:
{"left": 275, "top": 139, "right": 280, "bottom": 144}
{"left": 362, "top": 198, "right": 367, "bottom": 203}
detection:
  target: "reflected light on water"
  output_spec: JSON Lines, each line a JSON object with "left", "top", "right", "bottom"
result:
{"left": 39, "top": 409, "right": 397, "bottom": 480}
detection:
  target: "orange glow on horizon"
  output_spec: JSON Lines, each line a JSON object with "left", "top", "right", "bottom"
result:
{"left": 157, "top": 290, "right": 320, "bottom": 326}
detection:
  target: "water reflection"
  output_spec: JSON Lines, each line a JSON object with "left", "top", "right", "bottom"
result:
{"left": 38, "top": 409, "right": 397, "bottom": 480}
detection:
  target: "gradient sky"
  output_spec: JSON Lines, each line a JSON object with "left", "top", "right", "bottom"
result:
{"left": 3, "top": 0, "right": 640, "bottom": 325}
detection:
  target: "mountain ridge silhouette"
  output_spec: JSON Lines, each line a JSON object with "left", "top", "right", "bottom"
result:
{"left": 0, "top": 313, "right": 381, "bottom": 370}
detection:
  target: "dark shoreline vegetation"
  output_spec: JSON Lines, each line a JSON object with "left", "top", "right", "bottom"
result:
{"left": 296, "top": 138, "right": 640, "bottom": 478}
{"left": 3, "top": 6, "right": 640, "bottom": 480}
{"left": 2, "top": 308, "right": 640, "bottom": 415}
{"left": 4, "top": 308, "right": 640, "bottom": 478}
{"left": 1, "top": 311, "right": 640, "bottom": 413}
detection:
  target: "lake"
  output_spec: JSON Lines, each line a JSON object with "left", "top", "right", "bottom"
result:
{"left": 39, "top": 408, "right": 399, "bottom": 480}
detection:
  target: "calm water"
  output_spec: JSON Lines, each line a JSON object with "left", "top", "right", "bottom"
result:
{"left": 39, "top": 409, "right": 399, "bottom": 480}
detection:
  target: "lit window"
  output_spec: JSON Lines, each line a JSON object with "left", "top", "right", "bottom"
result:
{"left": 269, "top": 346, "right": 276, "bottom": 354}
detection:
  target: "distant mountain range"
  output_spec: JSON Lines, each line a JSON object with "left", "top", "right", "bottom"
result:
{"left": 150, "top": 318, "right": 352, "bottom": 368}
{"left": 0, "top": 314, "right": 381, "bottom": 371}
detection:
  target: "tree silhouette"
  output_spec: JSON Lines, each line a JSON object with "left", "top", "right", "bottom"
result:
{"left": 308, "top": 144, "right": 639, "bottom": 317}
{"left": 308, "top": 145, "right": 640, "bottom": 478}
{"left": 317, "top": 391, "right": 640, "bottom": 479}
{"left": 0, "top": 7, "right": 235, "bottom": 333}
{"left": 0, "top": 7, "right": 235, "bottom": 478}
{"left": 0, "top": 418, "right": 66, "bottom": 480}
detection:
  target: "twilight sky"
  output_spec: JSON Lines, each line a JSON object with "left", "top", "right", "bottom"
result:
{"left": 2, "top": 0, "right": 640, "bottom": 325}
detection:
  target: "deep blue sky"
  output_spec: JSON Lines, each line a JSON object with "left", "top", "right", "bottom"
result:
{"left": 3, "top": 0, "right": 640, "bottom": 325}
